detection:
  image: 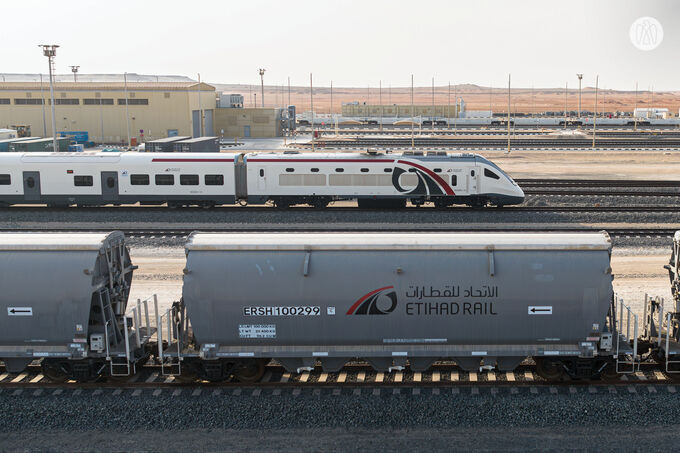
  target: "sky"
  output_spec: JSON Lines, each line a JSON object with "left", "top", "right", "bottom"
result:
{"left": 1, "top": 0, "right": 678, "bottom": 90}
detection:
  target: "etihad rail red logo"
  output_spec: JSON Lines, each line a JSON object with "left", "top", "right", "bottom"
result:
{"left": 346, "top": 286, "right": 398, "bottom": 315}
{"left": 392, "top": 160, "right": 455, "bottom": 197}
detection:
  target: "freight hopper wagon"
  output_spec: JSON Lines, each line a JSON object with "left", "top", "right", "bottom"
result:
{"left": 640, "top": 230, "right": 680, "bottom": 376}
{"left": 164, "top": 232, "right": 637, "bottom": 382}
{"left": 0, "top": 232, "right": 154, "bottom": 381}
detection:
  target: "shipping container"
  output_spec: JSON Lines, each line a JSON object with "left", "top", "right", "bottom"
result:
{"left": 172, "top": 136, "right": 219, "bottom": 153}
{"left": 145, "top": 136, "right": 191, "bottom": 153}
{"left": 8, "top": 137, "right": 70, "bottom": 152}
{"left": 0, "top": 137, "right": 36, "bottom": 152}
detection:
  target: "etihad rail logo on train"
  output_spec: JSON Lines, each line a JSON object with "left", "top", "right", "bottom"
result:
{"left": 347, "top": 284, "right": 498, "bottom": 316}
{"left": 392, "top": 160, "right": 455, "bottom": 196}
{"left": 346, "top": 286, "right": 398, "bottom": 315}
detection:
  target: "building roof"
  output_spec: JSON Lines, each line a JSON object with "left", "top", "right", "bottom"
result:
{"left": 0, "top": 81, "right": 216, "bottom": 92}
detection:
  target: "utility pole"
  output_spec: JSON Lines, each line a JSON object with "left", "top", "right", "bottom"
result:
{"left": 124, "top": 72, "right": 131, "bottom": 147}
{"left": 432, "top": 76, "right": 435, "bottom": 130}
{"left": 379, "top": 80, "right": 383, "bottom": 131}
{"left": 576, "top": 74, "right": 583, "bottom": 118}
{"left": 39, "top": 45, "right": 59, "bottom": 152}
{"left": 258, "top": 68, "right": 266, "bottom": 107}
{"left": 411, "top": 74, "right": 414, "bottom": 149}
{"left": 507, "top": 74, "right": 511, "bottom": 154}
{"left": 447, "top": 81, "right": 451, "bottom": 130}
{"left": 287, "top": 76, "right": 291, "bottom": 106}
{"left": 70, "top": 65, "right": 79, "bottom": 82}
{"left": 592, "top": 75, "right": 599, "bottom": 149}
{"left": 197, "top": 73, "right": 204, "bottom": 136}
{"left": 634, "top": 82, "right": 638, "bottom": 131}
{"left": 453, "top": 83, "right": 457, "bottom": 136}
{"left": 310, "top": 73, "right": 315, "bottom": 152}
{"left": 564, "top": 82, "right": 568, "bottom": 129}
{"left": 39, "top": 74, "right": 47, "bottom": 137}
{"left": 330, "top": 80, "right": 333, "bottom": 117}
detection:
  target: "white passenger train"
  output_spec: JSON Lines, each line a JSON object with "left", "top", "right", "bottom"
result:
{"left": 0, "top": 151, "right": 524, "bottom": 208}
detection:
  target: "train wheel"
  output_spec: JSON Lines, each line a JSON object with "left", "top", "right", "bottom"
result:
{"left": 534, "top": 357, "right": 564, "bottom": 380}
{"left": 234, "top": 359, "right": 267, "bottom": 383}
{"left": 41, "top": 360, "right": 69, "bottom": 383}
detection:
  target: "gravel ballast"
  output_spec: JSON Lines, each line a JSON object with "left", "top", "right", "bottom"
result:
{"left": 1, "top": 388, "right": 680, "bottom": 452}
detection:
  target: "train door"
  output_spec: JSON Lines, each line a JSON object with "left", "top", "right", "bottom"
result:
{"left": 22, "top": 171, "right": 41, "bottom": 201}
{"left": 100, "top": 171, "right": 119, "bottom": 203}
{"left": 467, "top": 167, "right": 478, "bottom": 194}
{"left": 257, "top": 167, "right": 266, "bottom": 191}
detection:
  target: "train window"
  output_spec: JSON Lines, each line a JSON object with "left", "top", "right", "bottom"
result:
{"left": 180, "top": 174, "right": 199, "bottom": 186}
{"left": 285, "top": 168, "right": 295, "bottom": 173}
{"left": 155, "top": 174, "right": 175, "bottom": 185}
{"left": 106, "top": 177, "right": 115, "bottom": 188}
{"left": 259, "top": 169, "right": 264, "bottom": 177}
{"left": 451, "top": 175, "right": 457, "bottom": 186}
{"left": 383, "top": 168, "right": 393, "bottom": 173}
{"left": 360, "top": 168, "right": 369, "bottom": 173}
{"left": 433, "top": 168, "right": 442, "bottom": 173}
{"left": 130, "top": 174, "right": 149, "bottom": 185}
{"left": 204, "top": 175, "right": 224, "bottom": 186}
{"left": 26, "top": 177, "right": 35, "bottom": 188}
{"left": 74, "top": 175, "right": 93, "bottom": 187}
{"left": 484, "top": 168, "right": 500, "bottom": 180}
{"left": 335, "top": 168, "right": 344, "bottom": 172}
{"left": 311, "top": 168, "right": 320, "bottom": 173}
{"left": 0, "top": 174, "right": 10, "bottom": 185}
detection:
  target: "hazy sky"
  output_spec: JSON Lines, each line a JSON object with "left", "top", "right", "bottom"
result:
{"left": 1, "top": 0, "right": 678, "bottom": 90}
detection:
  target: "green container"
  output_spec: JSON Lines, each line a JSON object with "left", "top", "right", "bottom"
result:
{"left": 8, "top": 137, "right": 71, "bottom": 152}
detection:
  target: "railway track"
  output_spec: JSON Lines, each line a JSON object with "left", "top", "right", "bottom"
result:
{"left": 1, "top": 362, "right": 677, "bottom": 391}
{"left": 301, "top": 137, "right": 680, "bottom": 149}
{"left": 516, "top": 179, "right": 680, "bottom": 187}
{"left": 309, "top": 129, "right": 680, "bottom": 138}
{"left": 0, "top": 226, "right": 677, "bottom": 238}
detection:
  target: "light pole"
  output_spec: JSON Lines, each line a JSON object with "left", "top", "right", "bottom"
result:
{"left": 39, "top": 74, "right": 47, "bottom": 136}
{"left": 576, "top": 74, "right": 583, "bottom": 118}
{"left": 507, "top": 74, "right": 511, "bottom": 154}
{"left": 123, "top": 72, "right": 131, "bottom": 147}
{"left": 592, "top": 75, "right": 599, "bottom": 149}
{"left": 634, "top": 82, "right": 638, "bottom": 131}
{"left": 410, "top": 74, "right": 414, "bottom": 149}
{"left": 258, "top": 68, "right": 266, "bottom": 108}
{"left": 70, "top": 65, "right": 79, "bottom": 82}
{"left": 564, "top": 82, "right": 568, "bottom": 129}
{"left": 39, "top": 45, "right": 59, "bottom": 152}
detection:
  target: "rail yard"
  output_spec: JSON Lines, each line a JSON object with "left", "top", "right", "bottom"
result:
{"left": 3, "top": 1, "right": 680, "bottom": 451}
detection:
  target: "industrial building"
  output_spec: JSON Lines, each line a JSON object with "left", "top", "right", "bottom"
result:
{"left": 0, "top": 81, "right": 217, "bottom": 144}
{"left": 214, "top": 107, "right": 285, "bottom": 138}
{"left": 341, "top": 101, "right": 464, "bottom": 118}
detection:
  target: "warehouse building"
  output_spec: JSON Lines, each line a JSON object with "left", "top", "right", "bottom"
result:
{"left": 0, "top": 81, "right": 217, "bottom": 144}
{"left": 214, "top": 107, "right": 284, "bottom": 138}
{"left": 341, "top": 101, "right": 464, "bottom": 118}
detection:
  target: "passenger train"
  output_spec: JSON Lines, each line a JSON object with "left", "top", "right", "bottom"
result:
{"left": 0, "top": 151, "right": 524, "bottom": 208}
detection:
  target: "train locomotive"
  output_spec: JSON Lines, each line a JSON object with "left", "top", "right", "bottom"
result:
{"left": 0, "top": 151, "right": 524, "bottom": 209}
{"left": 0, "top": 230, "right": 654, "bottom": 383}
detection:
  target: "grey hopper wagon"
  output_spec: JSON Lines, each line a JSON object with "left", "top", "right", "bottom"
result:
{"left": 175, "top": 232, "right": 626, "bottom": 381}
{"left": 0, "top": 232, "right": 153, "bottom": 381}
